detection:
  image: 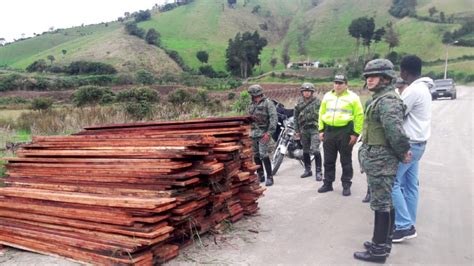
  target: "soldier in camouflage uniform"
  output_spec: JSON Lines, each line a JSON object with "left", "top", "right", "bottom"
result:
{"left": 294, "top": 83, "right": 323, "bottom": 180}
{"left": 247, "top": 84, "right": 278, "bottom": 187}
{"left": 354, "top": 59, "right": 412, "bottom": 263}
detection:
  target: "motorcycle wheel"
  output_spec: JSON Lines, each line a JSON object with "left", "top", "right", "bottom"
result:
{"left": 271, "top": 149, "right": 285, "bottom": 176}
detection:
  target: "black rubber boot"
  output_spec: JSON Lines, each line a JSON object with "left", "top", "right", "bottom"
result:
{"left": 314, "top": 152, "right": 323, "bottom": 181}
{"left": 262, "top": 157, "right": 274, "bottom": 186}
{"left": 354, "top": 211, "right": 390, "bottom": 263}
{"left": 317, "top": 182, "right": 333, "bottom": 193}
{"left": 254, "top": 156, "right": 265, "bottom": 183}
{"left": 362, "top": 186, "right": 371, "bottom": 203}
{"left": 363, "top": 209, "right": 394, "bottom": 255}
{"left": 300, "top": 153, "right": 312, "bottom": 178}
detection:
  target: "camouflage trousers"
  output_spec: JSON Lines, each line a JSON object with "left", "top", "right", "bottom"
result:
{"left": 367, "top": 174, "right": 395, "bottom": 212}
{"left": 300, "top": 127, "right": 320, "bottom": 154}
{"left": 251, "top": 137, "right": 273, "bottom": 159}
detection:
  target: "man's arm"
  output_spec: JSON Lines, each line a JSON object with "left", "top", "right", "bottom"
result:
{"left": 379, "top": 97, "right": 411, "bottom": 161}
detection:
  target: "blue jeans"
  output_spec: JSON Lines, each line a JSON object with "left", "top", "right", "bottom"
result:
{"left": 392, "top": 142, "right": 426, "bottom": 230}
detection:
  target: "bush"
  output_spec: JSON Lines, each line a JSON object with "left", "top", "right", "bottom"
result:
{"left": 116, "top": 87, "right": 159, "bottom": 120}
{"left": 134, "top": 10, "right": 151, "bottom": 23}
{"left": 167, "top": 89, "right": 193, "bottom": 105}
{"left": 135, "top": 69, "right": 155, "bottom": 85}
{"left": 73, "top": 86, "right": 115, "bottom": 107}
{"left": 199, "top": 65, "right": 217, "bottom": 78}
{"left": 26, "top": 59, "right": 48, "bottom": 73}
{"left": 30, "top": 97, "right": 54, "bottom": 111}
{"left": 165, "top": 49, "right": 190, "bottom": 71}
{"left": 0, "top": 73, "right": 21, "bottom": 91}
{"left": 125, "top": 22, "right": 145, "bottom": 38}
{"left": 232, "top": 91, "right": 251, "bottom": 113}
{"left": 67, "top": 61, "right": 117, "bottom": 75}
{"left": 0, "top": 96, "right": 29, "bottom": 105}
{"left": 227, "top": 92, "right": 236, "bottom": 100}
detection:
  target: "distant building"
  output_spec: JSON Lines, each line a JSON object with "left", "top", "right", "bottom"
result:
{"left": 287, "top": 60, "right": 320, "bottom": 69}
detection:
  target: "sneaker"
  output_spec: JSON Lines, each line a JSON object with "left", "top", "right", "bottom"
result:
{"left": 392, "top": 226, "right": 417, "bottom": 243}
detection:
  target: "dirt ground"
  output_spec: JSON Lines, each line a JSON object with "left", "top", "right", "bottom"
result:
{"left": 1, "top": 86, "right": 472, "bottom": 265}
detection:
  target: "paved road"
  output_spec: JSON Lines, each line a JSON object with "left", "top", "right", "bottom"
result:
{"left": 1, "top": 87, "right": 472, "bottom": 265}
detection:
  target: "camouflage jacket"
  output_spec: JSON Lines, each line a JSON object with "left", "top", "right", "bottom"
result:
{"left": 294, "top": 96, "right": 321, "bottom": 133}
{"left": 248, "top": 97, "right": 277, "bottom": 138}
{"left": 358, "top": 85, "right": 410, "bottom": 176}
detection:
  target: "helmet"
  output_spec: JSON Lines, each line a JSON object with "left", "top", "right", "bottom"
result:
{"left": 300, "top": 82, "right": 315, "bottom": 92}
{"left": 248, "top": 84, "right": 263, "bottom": 96}
{"left": 363, "top": 59, "right": 397, "bottom": 81}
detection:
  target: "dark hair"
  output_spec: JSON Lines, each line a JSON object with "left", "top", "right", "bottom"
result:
{"left": 400, "top": 55, "right": 422, "bottom": 76}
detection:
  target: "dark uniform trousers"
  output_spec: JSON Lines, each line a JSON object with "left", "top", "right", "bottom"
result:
{"left": 323, "top": 125, "right": 353, "bottom": 188}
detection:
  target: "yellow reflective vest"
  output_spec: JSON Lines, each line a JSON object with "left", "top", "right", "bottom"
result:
{"left": 318, "top": 89, "right": 364, "bottom": 135}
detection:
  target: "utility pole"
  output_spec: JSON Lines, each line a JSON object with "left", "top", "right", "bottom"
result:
{"left": 444, "top": 40, "right": 458, "bottom": 79}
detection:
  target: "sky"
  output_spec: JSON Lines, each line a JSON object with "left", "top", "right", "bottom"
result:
{"left": 0, "top": 0, "right": 167, "bottom": 42}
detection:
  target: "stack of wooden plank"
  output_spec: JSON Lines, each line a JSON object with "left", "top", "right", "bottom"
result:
{"left": 0, "top": 116, "right": 264, "bottom": 265}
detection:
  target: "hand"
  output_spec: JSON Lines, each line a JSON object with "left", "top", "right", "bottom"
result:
{"left": 348, "top": 135, "right": 358, "bottom": 146}
{"left": 294, "top": 132, "right": 301, "bottom": 140}
{"left": 319, "top": 132, "right": 324, "bottom": 141}
{"left": 402, "top": 150, "right": 412, "bottom": 164}
{"left": 260, "top": 133, "right": 270, "bottom": 144}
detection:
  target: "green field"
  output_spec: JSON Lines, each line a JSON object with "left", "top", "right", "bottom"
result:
{"left": 0, "top": 0, "right": 473, "bottom": 75}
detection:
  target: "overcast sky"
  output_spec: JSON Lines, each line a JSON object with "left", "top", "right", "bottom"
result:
{"left": 0, "top": 0, "right": 167, "bottom": 42}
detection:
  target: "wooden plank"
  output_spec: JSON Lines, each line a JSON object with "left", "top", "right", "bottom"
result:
{"left": 0, "top": 187, "right": 175, "bottom": 209}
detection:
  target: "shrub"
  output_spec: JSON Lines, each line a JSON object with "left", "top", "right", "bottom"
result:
{"left": 116, "top": 87, "right": 159, "bottom": 120}
{"left": 125, "top": 22, "right": 145, "bottom": 38}
{"left": 26, "top": 59, "right": 48, "bottom": 73}
{"left": 232, "top": 91, "right": 251, "bottom": 113}
{"left": 135, "top": 69, "right": 155, "bottom": 85}
{"left": 0, "top": 73, "right": 22, "bottom": 91}
{"left": 0, "top": 96, "right": 29, "bottom": 105}
{"left": 73, "top": 86, "right": 115, "bottom": 107}
{"left": 167, "top": 89, "right": 193, "bottom": 105}
{"left": 227, "top": 92, "right": 236, "bottom": 100}
{"left": 67, "top": 61, "right": 117, "bottom": 75}
{"left": 30, "top": 97, "right": 54, "bottom": 111}
{"left": 199, "top": 65, "right": 217, "bottom": 78}
{"left": 116, "top": 87, "right": 159, "bottom": 103}
{"left": 134, "top": 10, "right": 151, "bottom": 23}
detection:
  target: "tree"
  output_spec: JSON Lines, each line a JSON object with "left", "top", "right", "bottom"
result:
{"left": 270, "top": 58, "right": 278, "bottom": 71}
{"left": 389, "top": 0, "right": 417, "bottom": 18}
{"left": 145, "top": 28, "right": 160, "bottom": 46}
{"left": 47, "top": 55, "right": 55, "bottom": 65}
{"left": 428, "top": 7, "right": 438, "bottom": 17}
{"left": 227, "top": 0, "right": 237, "bottom": 8}
{"left": 384, "top": 22, "right": 400, "bottom": 52}
{"left": 281, "top": 42, "right": 290, "bottom": 68}
{"left": 348, "top": 17, "right": 366, "bottom": 57}
{"left": 134, "top": 10, "right": 151, "bottom": 22}
{"left": 440, "top": 12, "right": 446, "bottom": 23}
{"left": 61, "top": 49, "right": 67, "bottom": 56}
{"left": 225, "top": 31, "right": 268, "bottom": 78}
{"left": 196, "top": 51, "right": 209, "bottom": 64}
{"left": 26, "top": 59, "right": 48, "bottom": 73}
{"left": 31, "top": 97, "right": 54, "bottom": 111}
{"left": 0, "top": 38, "right": 6, "bottom": 46}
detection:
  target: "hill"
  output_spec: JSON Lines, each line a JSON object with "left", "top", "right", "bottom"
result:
{"left": 0, "top": 0, "right": 473, "bottom": 76}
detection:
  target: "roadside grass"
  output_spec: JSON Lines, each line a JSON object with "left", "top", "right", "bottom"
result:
{"left": 424, "top": 60, "right": 474, "bottom": 73}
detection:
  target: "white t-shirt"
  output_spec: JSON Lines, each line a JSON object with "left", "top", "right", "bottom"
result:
{"left": 400, "top": 77, "right": 433, "bottom": 142}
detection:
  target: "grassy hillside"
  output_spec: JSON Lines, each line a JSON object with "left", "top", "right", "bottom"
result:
{"left": 0, "top": 0, "right": 473, "bottom": 76}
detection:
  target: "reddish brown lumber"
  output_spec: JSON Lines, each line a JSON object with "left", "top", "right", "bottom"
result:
{"left": 0, "top": 187, "right": 175, "bottom": 209}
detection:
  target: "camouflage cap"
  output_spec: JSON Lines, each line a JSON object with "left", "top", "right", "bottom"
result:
{"left": 334, "top": 74, "right": 347, "bottom": 83}
{"left": 300, "top": 82, "right": 316, "bottom": 92}
{"left": 248, "top": 84, "right": 264, "bottom": 96}
{"left": 363, "top": 59, "right": 397, "bottom": 81}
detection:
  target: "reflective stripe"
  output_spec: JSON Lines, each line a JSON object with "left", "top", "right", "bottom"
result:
{"left": 327, "top": 108, "right": 353, "bottom": 114}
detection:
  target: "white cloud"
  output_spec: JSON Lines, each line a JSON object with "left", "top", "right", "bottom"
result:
{"left": 0, "top": 0, "right": 166, "bottom": 42}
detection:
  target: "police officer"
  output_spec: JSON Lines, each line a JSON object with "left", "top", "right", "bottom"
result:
{"left": 318, "top": 74, "right": 364, "bottom": 196}
{"left": 247, "top": 84, "right": 278, "bottom": 187}
{"left": 294, "top": 82, "right": 323, "bottom": 180}
{"left": 354, "top": 59, "right": 412, "bottom": 263}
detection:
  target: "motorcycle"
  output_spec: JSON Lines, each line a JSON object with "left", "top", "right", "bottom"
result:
{"left": 271, "top": 116, "right": 308, "bottom": 176}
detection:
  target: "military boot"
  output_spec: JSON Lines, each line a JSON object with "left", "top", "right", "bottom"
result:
{"left": 314, "top": 152, "right": 323, "bottom": 181}
{"left": 262, "top": 157, "right": 274, "bottom": 187}
{"left": 254, "top": 156, "right": 265, "bottom": 183}
{"left": 300, "top": 153, "right": 312, "bottom": 178}
{"left": 354, "top": 211, "right": 390, "bottom": 263}
{"left": 363, "top": 209, "right": 394, "bottom": 255}
{"left": 362, "top": 187, "right": 371, "bottom": 203}
{"left": 317, "top": 182, "right": 333, "bottom": 193}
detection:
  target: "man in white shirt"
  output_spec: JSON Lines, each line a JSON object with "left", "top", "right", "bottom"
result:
{"left": 392, "top": 55, "right": 433, "bottom": 243}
